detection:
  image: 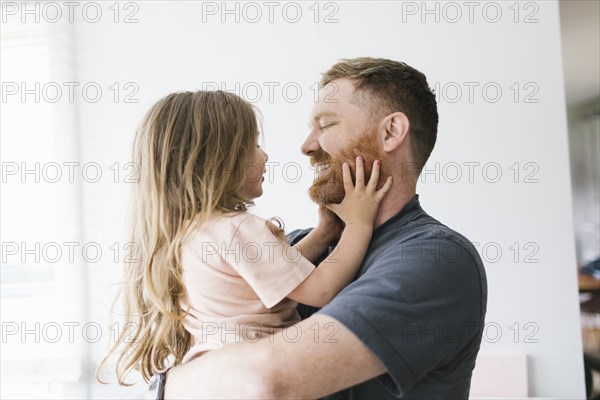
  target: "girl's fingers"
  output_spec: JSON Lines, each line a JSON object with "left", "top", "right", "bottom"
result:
{"left": 376, "top": 176, "right": 393, "bottom": 200}
{"left": 367, "top": 160, "right": 380, "bottom": 192}
{"left": 354, "top": 156, "right": 365, "bottom": 188}
{"left": 342, "top": 162, "right": 353, "bottom": 193}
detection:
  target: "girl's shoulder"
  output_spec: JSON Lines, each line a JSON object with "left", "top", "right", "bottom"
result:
{"left": 183, "top": 211, "right": 267, "bottom": 242}
{"left": 211, "top": 210, "right": 261, "bottom": 225}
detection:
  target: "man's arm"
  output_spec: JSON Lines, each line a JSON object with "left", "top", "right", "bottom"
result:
{"left": 164, "top": 313, "right": 386, "bottom": 399}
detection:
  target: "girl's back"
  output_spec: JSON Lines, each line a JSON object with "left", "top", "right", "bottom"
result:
{"left": 180, "top": 211, "right": 314, "bottom": 362}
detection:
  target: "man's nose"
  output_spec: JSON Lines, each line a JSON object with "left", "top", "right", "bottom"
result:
{"left": 301, "top": 130, "right": 320, "bottom": 156}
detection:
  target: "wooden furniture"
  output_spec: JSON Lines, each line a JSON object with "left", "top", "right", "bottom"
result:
{"left": 579, "top": 272, "right": 600, "bottom": 399}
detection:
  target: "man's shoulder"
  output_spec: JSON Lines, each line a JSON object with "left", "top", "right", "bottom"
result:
{"left": 380, "top": 212, "right": 480, "bottom": 261}
{"left": 365, "top": 213, "right": 486, "bottom": 297}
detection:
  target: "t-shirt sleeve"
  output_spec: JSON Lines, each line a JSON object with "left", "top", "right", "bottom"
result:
{"left": 228, "top": 214, "right": 316, "bottom": 308}
{"left": 317, "top": 234, "right": 486, "bottom": 397}
{"left": 286, "top": 228, "right": 312, "bottom": 246}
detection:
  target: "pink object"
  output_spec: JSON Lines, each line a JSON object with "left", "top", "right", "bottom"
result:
{"left": 470, "top": 353, "right": 529, "bottom": 398}
{"left": 179, "top": 212, "right": 315, "bottom": 363}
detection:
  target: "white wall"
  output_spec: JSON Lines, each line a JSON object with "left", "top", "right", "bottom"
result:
{"left": 68, "top": 1, "right": 584, "bottom": 397}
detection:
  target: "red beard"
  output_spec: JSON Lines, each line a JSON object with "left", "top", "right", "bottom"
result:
{"left": 308, "top": 128, "right": 388, "bottom": 205}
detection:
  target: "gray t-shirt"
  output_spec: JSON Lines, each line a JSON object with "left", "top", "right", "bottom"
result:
{"left": 289, "top": 195, "right": 487, "bottom": 399}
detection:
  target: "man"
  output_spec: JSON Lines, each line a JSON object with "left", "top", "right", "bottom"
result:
{"left": 162, "top": 57, "right": 487, "bottom": 399}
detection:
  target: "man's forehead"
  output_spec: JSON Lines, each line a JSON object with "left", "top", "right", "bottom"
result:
{"left": 319, "top": 78, "right": 355, "bottom": 102}
{"left": 308, "top": 79, "right": 356, "bottom": 123}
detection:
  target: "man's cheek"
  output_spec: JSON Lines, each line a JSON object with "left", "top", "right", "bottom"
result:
{"left": 342, "top": 160, "right": 375, "bottom": 185}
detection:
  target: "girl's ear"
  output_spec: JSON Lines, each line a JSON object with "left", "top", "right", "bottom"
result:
{"left": 381, "top": 112, "right": 410, "bottom": 153}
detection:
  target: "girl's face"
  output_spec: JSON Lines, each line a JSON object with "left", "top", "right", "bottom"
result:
{"left": 243, "top": 143, "right": 268, "bottom": 200}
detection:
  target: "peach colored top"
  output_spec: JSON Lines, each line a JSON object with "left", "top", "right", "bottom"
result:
{"left": 180, "top": 212, "right": 315, "bottom": 363}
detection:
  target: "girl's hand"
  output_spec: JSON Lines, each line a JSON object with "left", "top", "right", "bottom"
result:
{"left": 325, "top": 156, "right": 392, "bottom": 227}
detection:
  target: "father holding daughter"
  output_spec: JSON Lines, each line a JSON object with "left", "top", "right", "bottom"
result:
{"left": 104, "top": 57, "right": 487, "bottom": 399}
{"left": 164, "top": 57, "right": 487, "bottom": 399}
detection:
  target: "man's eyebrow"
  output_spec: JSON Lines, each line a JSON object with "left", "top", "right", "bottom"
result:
{"left": 314, "top": 111, "right": 338, "bottom": 120}
{"left": 308, "top": 111, "right": 339, "bottom": 128}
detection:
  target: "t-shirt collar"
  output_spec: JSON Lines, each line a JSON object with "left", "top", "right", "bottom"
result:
{"left": 372, "top": 194, "right": 422, "bottom": 237}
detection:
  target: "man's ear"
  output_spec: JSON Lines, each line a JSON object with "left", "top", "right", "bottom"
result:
{"left": 381, "top": 112, "right": 410, "bottom": 153}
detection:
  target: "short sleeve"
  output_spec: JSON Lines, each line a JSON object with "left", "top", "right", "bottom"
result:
{"left": 317, "top": 234, "right": 486, "bottom": 396}
{"left": 227, "top": 214, "right": 315, "bottom": 308}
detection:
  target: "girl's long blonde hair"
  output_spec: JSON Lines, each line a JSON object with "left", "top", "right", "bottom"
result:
{"left": 98, "top": 90, "right": 261, "bottom": 385}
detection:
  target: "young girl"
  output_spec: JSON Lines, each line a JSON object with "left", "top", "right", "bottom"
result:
{"left": 99, "top": 90, "right": 391, "bottom": 385}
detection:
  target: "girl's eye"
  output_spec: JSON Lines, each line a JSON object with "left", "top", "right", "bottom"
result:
{"left": 320, "top": 124, "right": 333, "bottom": 131}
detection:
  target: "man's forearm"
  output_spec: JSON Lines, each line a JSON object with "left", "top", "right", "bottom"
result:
{"left": 164, "top": 339, "right": 276, "bottom": 399}
{"left": 164, "top": 314, "right": 385, "bottom": 399}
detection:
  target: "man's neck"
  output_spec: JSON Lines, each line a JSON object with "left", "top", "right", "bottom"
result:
{"left": 374, "top": 189, "right": 416, "bottom": 229}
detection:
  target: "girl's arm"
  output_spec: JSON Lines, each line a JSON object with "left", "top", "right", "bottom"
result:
{"left": 292, "top": 206, "right": 343, "bottom": 264}
{"left": 287, "top": 157, "right": 392, "bottom": 307}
